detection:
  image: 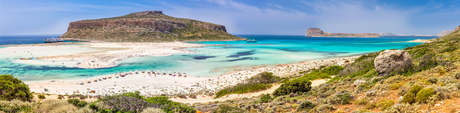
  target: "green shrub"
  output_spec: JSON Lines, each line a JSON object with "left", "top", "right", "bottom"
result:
{"left": 320, "top": 66, "right": 345, "bottom": 75}
{"left": 67, "top": 99, "right": 80, "bottom": 106}
{"left": 297, "top": 101, "right": 315, "bottom": 111}
{"left": 260, "top": 94, "right": 272, "bottom": 103}
{"left": 355, "top": 98, "right": 370, "bottom": 105}
{"left": 273, "top": 77, "right": 312, "bottom": 96}
{"left": 416, "top": 88, "right": 435, "bottom": 103}
{"left": 215, "top": 72, "right": 280, "bottom": 98}
{"left": 76, "top": 101, "right": 88, "bottom": 108}
{"left": 336, "top": 92, "right": 353, "bottom": 105}
{"left": 212, "top": 104, "right": 244, "bottom": 113}
{"left": 389, "top": 83, "right": 401, "bottom": 90}
{"left": 426, "top": 77, "right": 438, "bottom": 84}
{"left": 38, "top": 94, "right": 46, "bottom": 99}
{"left": 402, "top": 92, "right": 416, "bottom": 104}
{"left": 314, "top": 104, "right": 336, "bottom": 112}
{"left": 0, "top": 75, "right": 33, "bottom": 101}
{"left": 91, "top": 95, "right": 174, "bottom": 113}
{"left": 123, "top": 91, "right": 144, "bottom": 99}
{"left": 409, "top": 85, "right": 423, "bottom": 94}
{"left": 145, "top": 96, "right": 196, "bottom": 113}
{"left": 321, "top": 91, "right": 353, "bottom": 105}
{"left": 376, "top": 100, "right": 394, "bottom": 111}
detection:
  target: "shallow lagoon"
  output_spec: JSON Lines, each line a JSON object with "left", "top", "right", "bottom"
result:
{"left": 0, "top": 35, "right": 437, "bottom": 82}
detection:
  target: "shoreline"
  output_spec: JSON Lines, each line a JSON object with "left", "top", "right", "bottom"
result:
{"left": 407, "top": 39, "right": 433, "bottom": 43}
{"left": 1, "top": 41, "right": 205, "bottom": 69}
{"left": 27, "top": 55, "right": 360, "bottom": 97}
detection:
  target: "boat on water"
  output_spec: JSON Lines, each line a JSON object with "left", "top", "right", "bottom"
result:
{"left": 44, "top": 37, "right": 64, "bottom": 43}
{"left": 246, "top": 39, "right": 257, "bottom": 43}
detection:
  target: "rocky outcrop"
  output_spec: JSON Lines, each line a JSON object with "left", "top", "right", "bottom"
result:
{"left": 60, "top": 11, "right": 243, "bottom": 42}
{"left": 374, "top": 50, "right": 412, "bottom": 76}
{"left": 436, "top": 31, "right": 453, "bottom": 37}
{"left": 306, "top": 28, "right": 380, "bottom": 37}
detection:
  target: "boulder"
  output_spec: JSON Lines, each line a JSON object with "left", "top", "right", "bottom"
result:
{"left": 374, "top": 50, "right": 412, "bottom": 76}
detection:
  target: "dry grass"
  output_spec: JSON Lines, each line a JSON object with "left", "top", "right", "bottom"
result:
{"left": 37, "top": 100, "right": 78, "bottom": 113}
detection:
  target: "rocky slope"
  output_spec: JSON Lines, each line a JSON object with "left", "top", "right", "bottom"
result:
{"left": 306, "top": 28, "right": 380, "bottom": 37}
{"left": 59, "top": 11, "right": 244, "bottom": 42}
{"left": 436, "top": 30, "right": 453, "bottom": 37}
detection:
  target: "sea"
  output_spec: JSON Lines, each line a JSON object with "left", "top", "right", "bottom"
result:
{"left": 0, "top": 35, "right": 438, "bottom": 82}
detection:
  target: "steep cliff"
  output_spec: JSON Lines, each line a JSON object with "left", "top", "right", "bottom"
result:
{"left": 59, "top": 11, "right": 244, "bottom": 42}
{"left": 305, "top": 28, "right": 380, "bottom": 37}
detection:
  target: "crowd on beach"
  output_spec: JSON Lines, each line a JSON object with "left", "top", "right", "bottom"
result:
{"left": 30, "top": 55, "right": 359, "bottom": 99}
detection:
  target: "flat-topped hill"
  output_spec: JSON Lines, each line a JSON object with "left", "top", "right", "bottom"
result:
{"left": 59, "top": 11, "right": 244, "bottom": 42}
{"left": 306, "top": 28, "right": 380, "bottom": 37}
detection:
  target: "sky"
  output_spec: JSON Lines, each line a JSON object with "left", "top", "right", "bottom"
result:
{"left": 1, "top": 0, "right": 460, "bottom": 35}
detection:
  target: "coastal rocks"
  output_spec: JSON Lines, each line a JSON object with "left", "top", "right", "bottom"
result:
{"left": 374, "top": 50, "right": 412, "bottom": 76}
{"left": 306, "top": 28, "right": 325, "bottom": 37}
{"left": 305, "top": 28, "right": 380, "bottom": 37}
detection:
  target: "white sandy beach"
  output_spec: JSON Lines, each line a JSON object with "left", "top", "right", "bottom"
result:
{"left": 27, "top": 54, "right": 358, "bottom": 101}
{"left": 1, "top": 41, "right": 204, "bottom": 69}
{"left": 1, "top": 41, "right": 359, "bottom": 103}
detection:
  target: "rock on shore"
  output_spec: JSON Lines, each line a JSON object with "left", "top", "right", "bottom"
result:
{"left": 374, "top": 50, "right": 412, "bottom": 76}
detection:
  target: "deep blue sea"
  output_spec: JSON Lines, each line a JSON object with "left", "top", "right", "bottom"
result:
{"left": 0, "top": 35, "right": 438, "bottom": 82}
{"left": 0, "top": 35, "right": 61, "bottom": 45}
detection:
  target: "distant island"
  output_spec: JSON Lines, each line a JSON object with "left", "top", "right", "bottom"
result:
{"left": 305, "top": 28, "right": 380, "bottom": 37}
{"left": 59, "top": 11, "right": 245, "bottom": 42}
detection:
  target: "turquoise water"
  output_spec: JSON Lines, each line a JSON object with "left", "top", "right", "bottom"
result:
{"left": 0, "top": 35, "right": 437, "bottom": 82}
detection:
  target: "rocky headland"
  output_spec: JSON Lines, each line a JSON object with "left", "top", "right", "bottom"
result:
{"left": 59, "top": 11, "right": 244, "bottom": 42}
{"left": 436, "top": 30, "right": 453, "bottom": 37}
{"left": 305, "top": 28, "right": 380, "bottom": 37}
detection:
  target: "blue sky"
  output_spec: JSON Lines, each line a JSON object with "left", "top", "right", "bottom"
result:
{"left": 1, "top": 0, "right": 460, "bottom": 35}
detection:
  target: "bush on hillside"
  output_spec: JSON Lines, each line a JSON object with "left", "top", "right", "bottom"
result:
{"left": 376, "top": 100, "right": 394, "bottom": 111}
{"left": 409, "top": 85, "right": 423, "bottom": 94}
{"left": 212, "top": 104, "right": 244, "bottom": 113}
{"left": 320, "top": 66, "right": 345, "bottom": 75}
{"left": 426, "top": 77, "right": 438, "bottom": 84}
{"left": 313, "top": 104, "right": 336, "bottom": 113}
{"left": 38, "top": 94, "right": 46, "bottom": 99}
{"left": 145, "top": 96, "right": 196, "bottom": 113}
{"left": 90, "top": 95, "right": 155, "bottom": 113}
{"left": 402, "top": 92, "right": 416, "bottom": 104}
{"left": 273, "top": 77, "right": 312, "bottom": 96}
{"left": 297, "top": 101, "right": 315, "bottom": 111}
{"left": 215, "top": 72, "right": 280, "bottom": 98}
{"left": 67, "top": 99, "right": 87, "bottom": 108}
{"left": 416, "top": 88, "right": 435, "bottom": 103}
{"left": 0, "top": 75, "right": 33, "bottom": 101}
{"left": 260, "top": 94, "right": 272, "bottom": 103}
{"left": 321, "top": 91, "right": 353, "bottom": 105}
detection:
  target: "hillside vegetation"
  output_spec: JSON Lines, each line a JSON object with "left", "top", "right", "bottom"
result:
{"left": 191, "top": 26, "right": 460, "bottom": 112}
